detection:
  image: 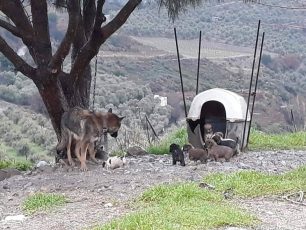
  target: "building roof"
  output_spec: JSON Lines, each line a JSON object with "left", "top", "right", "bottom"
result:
{"left": 187, "top": 88, "right": 251, "bottom": 122}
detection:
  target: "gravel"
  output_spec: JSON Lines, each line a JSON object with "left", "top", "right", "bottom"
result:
{"left": 0, "top": 150, "right": 306, "bottom": 230}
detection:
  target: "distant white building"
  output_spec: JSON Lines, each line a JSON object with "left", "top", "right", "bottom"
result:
{"left": 154, "top": 95, "right": 167, "bottom": 107}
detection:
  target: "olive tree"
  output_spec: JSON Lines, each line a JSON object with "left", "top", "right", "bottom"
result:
{"left": 0, "top": 0, "right": 217, "bottom": 138}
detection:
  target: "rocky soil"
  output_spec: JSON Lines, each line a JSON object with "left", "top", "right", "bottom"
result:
{"left": 1, "top": 150, "right": 306, "bottom": 230}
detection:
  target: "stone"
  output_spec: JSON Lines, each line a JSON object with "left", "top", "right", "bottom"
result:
{"left": 0, "top": 168, "right": 22, "bottom": 181}
{"left": 148, "top": 157, "right": 155, "bottom": 162}
{"left": 3, "top": 184, "right": 9, "bottom": 190}
{"left": 238, "top": 162, "right": 251, "bottom": 169}
{"left": 126, "top": 146, "right": 148, "bottom": 156}
{"left": 37, "top": 165, "right": 54, "bottom": 173}
{"left": 225, "top": 228, "right": 248, "bottom": 230}
{"left": 4, "top": 214, "right": 26, "bottom": 222}
{"left": 36, "top": 161, "right": 49, "bottom": 168}
{"left": 104, "top": 203, "right": 113, "bottom": 208}
{"left": 23, "top": 182, "right": 33, "bottom": 190}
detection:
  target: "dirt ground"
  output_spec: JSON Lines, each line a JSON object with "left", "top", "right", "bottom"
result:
{"left": 1, "top": 150, "right": 306, "bottom": 230}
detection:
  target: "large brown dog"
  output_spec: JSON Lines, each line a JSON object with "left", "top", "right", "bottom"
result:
{"left": 56, "top": 107, "right": 123, "bottom": 171}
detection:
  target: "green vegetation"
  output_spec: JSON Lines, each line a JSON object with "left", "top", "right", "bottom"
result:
{"left": 248, "top": 129, "right": 306, "bottom": 150}
{"left": 204, "top": 166, "right": 306, "bottom": 198}
{"left": 147, "top": 126, "right": 188, "bottom": 154}
{"left": 122, "top": 0, "right": 306, "bottom": 55}
{"left": 22, "top": 193, "right": 67, "bottom": 214}
{"left": 0, "top": 107, "right": 57, "bottom": 162}
{"left": 0, "top": 159, "right": 32, "bottom": 171}
{"left": 147, "top": 128, "right": 306, "bottom": 155}
{"left": 95, "top": 183, "right": 256, "bottom": 230}
{"left": 1, "top": 0, "right": 306, "bottom": 161}
{"left": 94, "top": 166, "right": 306, "bottom": 229}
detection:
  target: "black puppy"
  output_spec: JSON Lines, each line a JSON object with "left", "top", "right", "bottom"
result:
{"left": 169, "top": 143, "right": 185, "bottom": 166}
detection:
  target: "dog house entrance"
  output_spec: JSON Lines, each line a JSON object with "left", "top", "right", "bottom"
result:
{"left": 200, "top": 101, "right": 226, "bottom": 138}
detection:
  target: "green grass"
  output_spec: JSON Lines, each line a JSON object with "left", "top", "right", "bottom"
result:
{"left": 248, "top": 129, "right": 306, "bottom": 150}
{"left": 147, "top": 127, "right": 188, "bottom": 155}
{"left": 0, "top": 143, "right": 21, "bottom": 160}
{"left": 147, "top": 127, "right": 306, "bottom": 154}
{"left": 22, "top": 193, "right": 67, "bottom": 214}
{"left": 0, "top": 159, "right": 32, "bottom": 171}
{"left": 204, "top": 166, "right": 306, "bottom": 198}
{"left": 94, "top": 183, "right": 256, "bottom": 230}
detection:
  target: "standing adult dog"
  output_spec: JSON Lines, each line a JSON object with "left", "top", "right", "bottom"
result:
{"left": 56, "top": 107, "right": 124, "bottom": 171}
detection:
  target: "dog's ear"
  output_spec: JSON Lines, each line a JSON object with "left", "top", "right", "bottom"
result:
{"left": 108, "top": 108, "right": 112, "bottom": 113}
{"left": 119, "top": 116, "right": 125, "bottom": 121}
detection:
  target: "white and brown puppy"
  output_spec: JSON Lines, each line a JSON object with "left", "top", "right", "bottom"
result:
{"left": 102, "top": 156, "right": 126, "bottom": 170}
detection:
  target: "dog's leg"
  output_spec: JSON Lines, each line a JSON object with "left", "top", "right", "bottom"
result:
{"left": 74, "top": 139, "right": 82, "bottom": 165}
{"left": 67, "top": 133, "right": 75, "bottom": 167}
{"left": 88, "top": 142, "right": 99, "bottom": 164}
{"left": 80, "top": 141, "right": 89, "bottom": 171}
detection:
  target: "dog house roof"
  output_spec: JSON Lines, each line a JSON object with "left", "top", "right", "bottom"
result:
{"left": 187, "top": 88, "right": 250, "bottom": 122}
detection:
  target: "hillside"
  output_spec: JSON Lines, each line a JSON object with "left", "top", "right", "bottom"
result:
{"left": 121, "top": 0, "right": 306, "bottom": 55}
{"left": 0, "top": 0, "right": 306, "bottom": 160}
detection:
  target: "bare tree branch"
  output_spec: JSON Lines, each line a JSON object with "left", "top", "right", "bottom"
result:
{"left": 99, "top": 0, "right": 141, "bottom": 42}
{"left": 83, "top": 0, "right": 96, "bottom": 39}
{"left": 0, "top": 0, "right": 36, "bottom": 61}
{"left": 30, "top": 0, "right": 52, "bottom": 65}
{"left": 70, "top": 0, "right": 141, "bottom": 79}
{"left": 0, "top": 19, "right": 21, "bottom": 38}
{"left": 0, "top": 35, "right": 35, "bottom": 77}
{"left": 48, "top": 0, "right": 80, "bottom": 74}
{"left": 93, "top": 0, "right": 106, "bottom": 30}
{"left": 0, "top": 0, "right": 33, "bottom": 35}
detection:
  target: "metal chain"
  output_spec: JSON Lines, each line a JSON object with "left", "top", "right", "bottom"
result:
{"left": 91, "top": 54, "right": 98, "bottom": 112}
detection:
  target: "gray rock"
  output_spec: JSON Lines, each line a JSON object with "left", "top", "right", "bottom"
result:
{"left": 126, "top": 146, "right": 148, "bottom": 156}
{"left": 148, "top": 157, "right": 155, "bottom": 162}
{"left": 36, "top": 161, "right": 49, "bottom": 168}
{"left": 4, "top": 214, "right": 26, "bottom": 222}
{"left": 104, "top": 202, "right": 113, "bottom": 208}
{"left": 2, "top": 184, "right": 9, "bottom": 190}
{"left": 23, "top": 182, "right": 33, "bottom": 190}
{"left": 238, "top": 162, "right": 252, "bottom": 169}
{"left": 0, "top": 168, "right": 22, "bottom": 181}
{"left": 37, "top": 165, "right": 54, "bottom": 173}
{"left": 225, "top": 228, "right": 248, "bottom": 230}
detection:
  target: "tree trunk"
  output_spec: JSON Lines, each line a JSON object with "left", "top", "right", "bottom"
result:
{"left": 35, "top": 69, "right": 92, "bottom": 140}
{"left": 0, "top": 0, "right": 143, "bottom": 140}
{"left": 34, "top": 76, "right": 69, "bottom": 140}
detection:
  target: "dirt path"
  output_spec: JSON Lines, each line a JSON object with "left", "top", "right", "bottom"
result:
{"left": 1, "top": 150, "right": 306, "bottom": 230}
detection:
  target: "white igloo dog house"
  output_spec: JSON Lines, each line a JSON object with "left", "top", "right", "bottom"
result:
{"left": 186, "top": 88, "right": 251, "bottom": 150}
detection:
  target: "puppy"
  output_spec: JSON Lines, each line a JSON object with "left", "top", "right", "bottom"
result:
{"left": 204, "top": 123, "right": 214, "bottom": 140}
{"left": 182, "top": 144, "right": 208, "bottom": 163}
{"left": 169, "top": 143, "right": 185, "bottom": 166}
{"left": 205, "top": 139, "right": 234, "bottom": 162}
{"left": 102, "top": 156, "right": 126, "bottom": 170}
{"left": 213, "top": 131, "right": 224, "bottom": 138}
{"left": 212, "top": 134, "right": 240, "bottom": 156}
